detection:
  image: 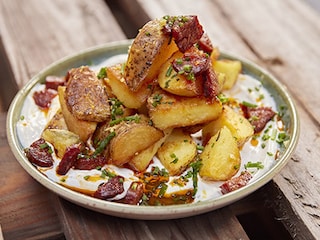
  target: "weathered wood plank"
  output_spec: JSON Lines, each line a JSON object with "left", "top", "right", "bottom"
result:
{"left": 54, "top": 196, "right": 249, "bottom": 240}
{"left": 0, "top": 113, "right": 64, "bottom": 240}
{"left": 136, "top": 0, "right": 320, "bottom": 238}
{"left": 0, "top": 0, "right": 126, "bottom": 89}
{"left": 0, "top": 0, "right": 126, "bottom": 238}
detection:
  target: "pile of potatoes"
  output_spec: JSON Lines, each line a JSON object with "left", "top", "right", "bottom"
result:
{"left": 42, "top": 16, "right": 254, "bottom": 181}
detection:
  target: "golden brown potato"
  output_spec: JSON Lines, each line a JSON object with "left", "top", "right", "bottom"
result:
{"left": 128, "top": 128, "right": 172, "bottom": 172}
{"left": 65, "top": 66, "right": 110, "bottom": 122}
{"left": 105, "top": 64, "right": 152, "bottom": 109}
{"left": 202, "top": 105, "right": 254, "bottom": 146}
{"left": 42, "top": 129, "right": 81, "bottom": 158}
{"left": 213, "top": 59, "right": 241, "bottom": 90}
{"left": 44, "top": 109, "right": 68, "bottom": 131}
{"left": 157, "top": 128, "right": 197, "bottom": 176}
{"left": 158, "top": 51, "right": 203, "bottom": 97}
{"left": 109, "top": 118, "right": 164, "bottom": 166}
{"left": 58, "top": 86, "right": 97, "bottom": 142}
{"left": 125, "top": 18, "right": 178, "bottom": 91}
{"left": 199, "top": 126, "right": 241, "bottom": 181}
{"left": 147, "top": 88, "right": 222, "bottom": 130}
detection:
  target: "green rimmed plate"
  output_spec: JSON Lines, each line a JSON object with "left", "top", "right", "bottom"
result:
{"left": 6, "top": 40, "right": 299, "bottom": 220}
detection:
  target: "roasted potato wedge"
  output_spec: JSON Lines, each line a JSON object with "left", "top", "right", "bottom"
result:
{"left": 129, "top": 128, "right": 173, "bottom": 172}
{"left": 213, "top": 59, "right": 241, "bottom": 90}
{"left": 157, "top": 128, "right": 197, "bottom": 176}
{"left": 65, "top": 66, "right": 110, "bottom": 122}
{"left": 202, "top": 105, "right": 254, "bottom": 146}
{"left": 147, "top": 88, "right": 222, "bottom": 130}
{"left": 105, "top": 64, "right": 152, "bottom": 109}
{"left": 58, "top": 86, "right": 97, "bottom": 142}
{"left": 42, "top": 128, "right": 81, "bottom": 158}
{"left": 125, "top": 18, "right": 178, "bottom": 91}
{"left": 109, "top": 118, "right": 164, "bottom": 166}
{"left": 199, "top": 126, "right": 240, "bottom": 181}
{"left": 44, "top": 109, "right": 68, "bottom": 131}
{"left": 158, "top": 51, "right": 203, "bottom": 97}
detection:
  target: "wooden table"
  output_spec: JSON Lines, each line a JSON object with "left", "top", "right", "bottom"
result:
{"left": 1, "top": 0, "right": 319, "bottom": 239}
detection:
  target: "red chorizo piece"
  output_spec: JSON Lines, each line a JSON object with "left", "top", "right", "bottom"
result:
{"left": 172, "top": 46, "right": 219, "bottom": 99}
{"left": 197, "top": 33, "right": 213, "bottom": 54}
{"left": 33, "top": 88, "right": 57, "bottom": 109}
{"left": 172, "top": 46, "right": 210, "bottom": 77}
{"left": 162, "top": 15, "right": 204, "bottom": 53}
{"left": 65, "top": 66, "right": 110, "bottom": 122}
{"left": 94, "top": 176, "right": 125, "bottom": 200}
{"left": 220, "top": 171, "right": 252, "bottom": 194}
{"left": 202, "top": 62, "right": 219, "bottom": 99}
{"left": 56, "top": 143, "right": 82, "bottom": 175}
{"left": 45, "top": 75, "right": 66, "bottom": 90}
{"left": 241, "top": 105, "right": 276, "bottom": 133}
{"left": 24, "top": 138, "right": 54, "bottom": 167}
{"left": 74, "top": 155, "right": 107, "bottom": 170}
{"left": 117, "top": 181, "right": 144, "bottom": 205}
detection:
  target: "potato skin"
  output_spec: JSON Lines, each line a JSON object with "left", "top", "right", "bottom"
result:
{"left": 147, "top": 88, "right": 222, "bottom": 130}
{"left": 125, "top": 18, "right": 178, "bottom": 91}
{"left": 128, "top": 128, "right": 172, "bottom": 172}
{"left": 105, "top": 64, "right": 152, "bottom": 109}
{"left": 109, "top": 120, "right": 164, "bottom": 166}
{"left": 58, "top": 86, "right": 97, "bottom": 142}
{"left": 199, "top": 126, "right": 241, "bottom": 181}
{"left": 65, "top": 66, "right": 110, "bottom": 122}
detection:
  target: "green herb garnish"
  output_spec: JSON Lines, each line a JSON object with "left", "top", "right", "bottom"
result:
{"left": 242, "top": 101, "right": 258, "bottom": 108}
{"left": 97, "top": 67, "right": 107, "bottom": 79}
{"left": 190, "top": 160, "right": 203, "bottom": 196}
{"left": 244, "top": 161, "right": 264, "bottom": 170}
{"left": 93, "top": 131, "right": 116, "bottom": 156}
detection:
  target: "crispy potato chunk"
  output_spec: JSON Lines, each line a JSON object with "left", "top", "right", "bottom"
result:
{"left": 105, "top": 64, "right": 152, "bottom": 109}
{"left": 129, "top": 128, "right": 173, "bottom": 172}
{"left": 65, "top": 66, "right": 110, "bottom": 122}
{"left": 158, "top": 51, "right": 203, "bottom": 97}
{"left": 202, "top": 105, "right": 254, "bottom": 147}
{"left": 213, "top": 60, "right": 241, "bottom": 90}
{"left": 44, "top": 109, "right": 68, "bottom": 131}
{"left": 125, "top": 18, "right": 178, "bottom": 91}
{"left": 157, "top": 128, "right": 197, "bottom": 176}
{"left": 42, "top": 129, "right": 81, "bottom": 158}
{"left": 58, "top": 86, "right": 97, "bottom": 142}
{"left": 109, "top": 118, "right": 164, "bottom": 166}
{"left": 199, "top": 126, "right": 241, "bottom": 181}
{"left": 147, "top": 89, "right": 222, "bottom": 130}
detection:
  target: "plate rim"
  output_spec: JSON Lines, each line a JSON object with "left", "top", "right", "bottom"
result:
{"left": 6, "top": 39, "right": 300, "bottom": 220}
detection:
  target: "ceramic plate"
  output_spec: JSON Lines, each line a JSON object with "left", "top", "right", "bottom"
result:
{"left": 7, "top": 40, "right": 299, "bottom": 220}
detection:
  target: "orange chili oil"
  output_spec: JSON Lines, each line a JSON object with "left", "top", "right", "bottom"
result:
{"left": 138, "top": 169, "right": 195, "bottom": 206}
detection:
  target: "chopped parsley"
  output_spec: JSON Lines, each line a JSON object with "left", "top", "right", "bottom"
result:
{"left": 170, "top": 153, "right": 179, "bottom": 164}
{"left": 217, "top": 93, "right": 229, "bottom": 104}
{"left": 100, "top": 169, "right": 117, "bottom": 179}
{"left": 97, "top": 67, "right": 107, "bottom": 79}
{"left": 190, "top": 160, "right": 203, "bottom": 196}
{"left": 93, "top": 131, "right": 116, "bottom": 157}
{"left": 242, "top": 101, "right": 258, "bottom": 108}
{"left": 110, "top": 98, "right": 124, "bottom": 120}
{"left": 152, "top": 94, "right": 163, "bottom": 107}
{"left": 244, "top": 161, "right": 264, "bottom": 170}
{"left": 109, "top": 114, "right": 141, "bottom": 126}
